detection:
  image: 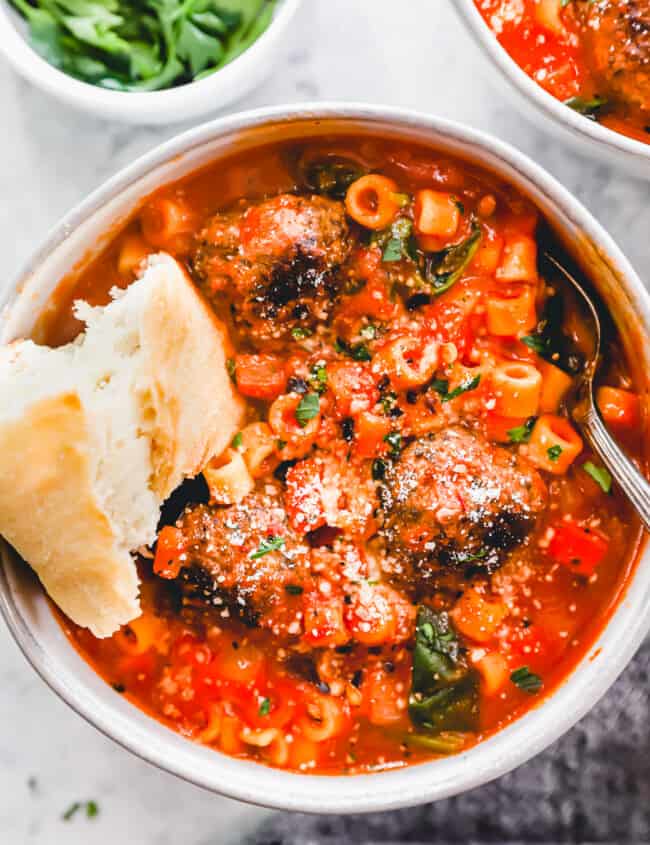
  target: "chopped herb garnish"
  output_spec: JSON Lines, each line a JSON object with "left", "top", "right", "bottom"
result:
{"left": 63, "top": 802, "right": 81, "bottom": 821}
{"left": 258, "top": 697, "right": 271, "bottom": 716}
{"left": 360, "top": 324, "right": 377, "bottom": 340}
{"left": 302, "top": 158, "right": 365, "bottom": 199}
{"left": 231, "top": 432, "right": 243, "bottom": 449}
{"left": 276, "top": 439, "right": 287, "bottom": 451}
{"left": 309, "top": 363, "right": 328, "bottom": 395}
{"left": 432, "top": 375, "right": 481, "bottom": 403}
{"left": 380, "top": 390, "right": 398, "bottom": 415}
{"left": 285, "top": 584, "right": 303, "bottom": 595}
{"left": 521, "top": 335, "right": 548, "bottom": 356}
{"left": 86, "top": 801, "right": 99, "bottom": 819}
{"left": 565, "top": 95, "right": 608, "bottom": 120}
{"left": 291, "top": 327, "right": 312, "bottom": 340}
{"left": 583, "top": 461, "right": 612, "bottom": 494}
{"left": 226, "top": 357, "right": 236, "bottom": 379}
{"left": 508, "top": 417, "right": 536, "bottom": 443}
{"left": 295, "top": 393, "right": 320, "bottom": 427}
{"left": 510, "top": 666, "right": 543, "bottom": 694}
{"left": 335, "top": 337, "right": 372, "bottom": 362}
{"left": 250, "top": 536, "right": 285, "bottom": 560}
{"left": 380, "top": 217, "right": 414, "bottom": 263}
{"left": 547, "top": 445, "right": 563, "bottom": 462}
{"left": 383, "top": 430, "right": 402, "bottom": 458}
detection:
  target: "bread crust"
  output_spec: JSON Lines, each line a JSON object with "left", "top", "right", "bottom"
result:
{"left": 0, "top": 393, "right": 140, "bottom": 637}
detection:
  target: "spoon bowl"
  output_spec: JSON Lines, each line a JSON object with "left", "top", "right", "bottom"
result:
{"left": 543, "top": 252, "right": 650, "bottom": 532}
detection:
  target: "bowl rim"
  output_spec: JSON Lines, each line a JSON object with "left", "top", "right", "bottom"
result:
{"left": 0, "top": 0, "right": 301, "bottom": 117}
{"left": 453, "top": 0, "right": 650, "bottom": 167}
{"left": 1, "top": 102, "right": 649, "bottom": 813}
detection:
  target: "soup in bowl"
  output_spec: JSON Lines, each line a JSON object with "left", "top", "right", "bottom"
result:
{"left": 0, "top": 105, "right": 648, "bottom": 811}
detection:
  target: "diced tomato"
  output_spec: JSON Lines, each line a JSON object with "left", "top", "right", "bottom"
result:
{"left": 547, "top": 520, "right": 609, "bottom": 577}
{"left": 596, "top": 386, "right": 640, "bottom": 428}
{"left": 285, "top": 460, "right": 327, "bottom": 534}
{"left": 354, "top": 411, "right": 392, "bottom": 458}
{"left": 485, "top": 413, "right": 528, "bottom": 444}
{"left": 345, "top": 248, "right": 399, "bottom": 320}
{"left": 327, "top": 361, "right": 379, "bottom": 418}
{"left": 235, "top": 353, "right": 287, "bottom": 400}
{"left": 423, "top": 297, "right": 476, "bottom": 360}
{"left": 362, "top": 667, "right": 406, "bottom": 725}
{"left": 499, "top": 622, "right": 559, "bottom": 667}
{"left": 153, "top": 525, "right": 186, "bottom": 579}
{"left": 302, "top": 591, "right": 348, "bottom": 647}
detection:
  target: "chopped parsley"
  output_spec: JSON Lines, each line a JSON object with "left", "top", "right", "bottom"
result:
{"left": 383, "top": 430, "right": 402, "bottom": 458}
{"left": 62, "top": 800, "right": 99, "bottom": 821}
{"left": 359, "top": 324, "right": 378, "bottom": 340}
{"left": 508, "top": 418, "right": 536, "bottom": 443}
{"left": 258, "top": 697, "right": 271, "bottom": 716}
{"left": 421, "top": 222, "right": 482, "bottom": 296}
{"left": 291, "top": 327, "right": 312, "bottom": 340}
{"left": 226, "top": 357, "right": 236, "bottom": 380}
{"left": 295, "top": 393, "right": 320, "bottom": 427}
{"left": 285, "top": 584, "right": 304, "bottom": 595}
{"left": 309, "top": 363, "right": 328, "bottom": 395}
{"left": 250, "top": 536, "right": 285, "bottom": 560}
{"left": 335, "top": 337, "right": 372, "bottom": 362}
{"left": 432, "top": 374, "right": 481, "bottom": 403}
{"left": 565, "top": 94, "right": 608, "bottom": 120}
{"left": 372, "top": 458, "right": 387, "bottom": 480}
{"left": 510, "top": 666, "right": 543, "bottom": 694}
{"left": 547, "top": 445, "right": 563, "bottom": 462}
{"left": 583, "top": 461, "right": 612, "bottom": 494}
{"left": 231, "top": 432, "right": 243, "bottom": 449}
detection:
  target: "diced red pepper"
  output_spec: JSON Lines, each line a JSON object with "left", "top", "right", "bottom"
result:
{"left": 153, "top": 525, "right": 186, "bottom": 579}
{"left": 547, "top": 520, "right": 609, "bottom": 577}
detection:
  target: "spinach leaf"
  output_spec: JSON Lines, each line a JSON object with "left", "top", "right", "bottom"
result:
{"left": 408, "top": 606, "right": 478, "bottom": 734}
{"left": 380, "top": 218, "right": 414, "bottom": 263}
{"left": 302, "top": 157, "right": 365, "bottom": 199}
{"left": 421, "top": 221, "right": 482, "bottom": 296}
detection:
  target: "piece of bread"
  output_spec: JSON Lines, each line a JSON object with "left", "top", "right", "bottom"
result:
{"left": 0, "top": 253, "right": 244, "bottom": 637}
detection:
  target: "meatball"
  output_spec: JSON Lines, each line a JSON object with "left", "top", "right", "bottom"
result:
{"left": 174, "top": 490, "right": 311, "bottom": 635}
{"left": 577, "top": 0, "right": 650, "bottom": 113}
{"left": 380, "top": 427, "right": 547, "bottom": 582}
{"left": 193, "top": 194, "right": 351, "bottom": 341}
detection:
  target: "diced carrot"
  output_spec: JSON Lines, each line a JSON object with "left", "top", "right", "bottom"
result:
{"left": 354, "top": 411, "right": 392, "bottom": 458}
{"left": 547, "top": 519, "right": 609, "bottom": 576}
{"left": 451, "top": 589, "right": 508, "bottom": 643}
{"left": 235, "top": 354, "right": 287, "bottom": 400}
{"left": 596, "top": 386, "right": 640, "bottom": 428}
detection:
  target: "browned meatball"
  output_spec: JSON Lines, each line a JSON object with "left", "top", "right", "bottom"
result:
{"left": 380, "top": 427, "right": 547, "bottom": 582}
{"left": 175, "top": 490, "right": 311, "bottom": 635}
{"left": 578, "top": 0, "right": 650, "bottom": 113}
{"left": 192, "top": 194, "right": 351, "bottom": 342}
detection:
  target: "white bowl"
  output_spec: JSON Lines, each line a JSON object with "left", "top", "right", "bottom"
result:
{"left": 454, "top": 0, "right": 650, "bottom": 176}
{"left": 0, "top": 104, "right": 648, "bottom": 812}
{"left": 0, "top": 0, "right": 301, "bottom": 124}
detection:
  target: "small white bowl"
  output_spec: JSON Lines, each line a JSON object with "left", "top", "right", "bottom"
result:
{"left": 0, "top": 0, "right": 301, "bottom": 124}
{"left": 454, "top": 0, "right": 650, "bottom": 177}
{"left": 0, "top": 104, "right": 648, "bottom": 813}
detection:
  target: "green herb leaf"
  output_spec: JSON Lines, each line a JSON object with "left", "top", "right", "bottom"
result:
{"left": 583, "top": 461, "right": 612, "bottom": 494}
{"left": 295, "top": 393, "right": 320, "bottom": 427}
{"left": 231, "top": 432, "right": 243, "bottom": 448}
{"left": 432, "top": 374, "right": 481, "bottom": 403}
{"left": 335, "top": 337, "right": 372, "bottom": 362}
{"left": 250, "top": 536, "right": 285, "bottom": 560}
{"left": 383, "top": 430, "right": 402, "bottom": 457}
{"left": 86, "top": 800, "right": 99, "bottom": 819}
{"left": 62, "top": 802, "right": 81, "bottom": 821}
{"left": 421, "top": 221, "right": 482, "bottom": 295}
{"left": 226, "top": 357, "right": 236, "bottom": 379}
{"left": 510, "top": 666, "right": 543, "bottom": 694}
{"left": 547, "top": 444, "right": 563, "bottom": 462}
{"left": 291, "top": 327, "right": 312, "bottom": 340}
{"left": 301, "top": 157, "right": 365, "bottom": 199}
{"left": 285, "top": 584, "right": 303, "bottom": 595}
{"left": 405, "top": 731, "right": 469, "bottom": 754}
{"left": 309, "top": 364, "right": 328, "bottom": 395}
{"left": 409, "top": 607, "right": 478, "bottom": 734}
{"left": 508, "top": 417, "right": 536, "bottom": 443}
{"left": 521, "top": 292, "right": 584, "bottom": 375}
{"left": 258, "top": 697, "right": 271, "bottom": 716}
{"left": 381, "top": 218, "right": 413, "bottom": 263}
{"left": 565, "top": 95, "right": 608, "bottom": 120}
{"left": 372, "top": 458, "right": 386, "bottom": 480}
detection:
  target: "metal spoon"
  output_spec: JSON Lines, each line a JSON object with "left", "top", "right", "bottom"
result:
{"left": 542, "top": 252, "right": 650, "bottom": 532}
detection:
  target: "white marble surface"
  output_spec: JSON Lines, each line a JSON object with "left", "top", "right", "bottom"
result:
{"left": 0, "top": 1, "right": 648, "bottom": 843}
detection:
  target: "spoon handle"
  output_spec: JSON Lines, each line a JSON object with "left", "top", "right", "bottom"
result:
{"left": 582, "top": 404, "right": 650, "bottom": 533}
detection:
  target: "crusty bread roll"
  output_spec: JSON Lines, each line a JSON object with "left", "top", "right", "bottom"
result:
{"left": 0, "top": 253, "right": 244, "bottom": 637}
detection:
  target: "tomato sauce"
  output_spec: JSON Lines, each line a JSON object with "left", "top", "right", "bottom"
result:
{"left": 474, "top": 0, "right": 650, "bottom": 146}
{"left": 46, "top": 137, "right": 645, "bottom": 774}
